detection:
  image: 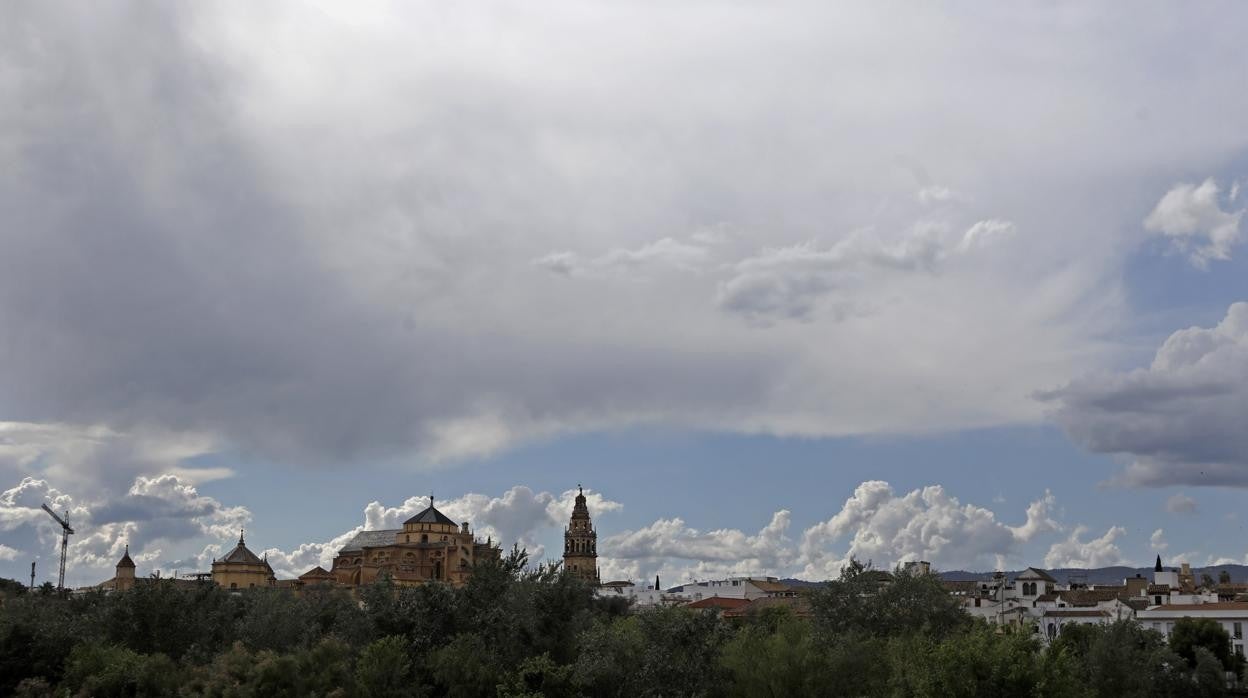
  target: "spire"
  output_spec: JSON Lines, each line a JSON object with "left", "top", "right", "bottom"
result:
{"left": 1155, "top": 554, "right": 1163, "bottom": 572}
{"left": 239, "top": 528, "right": 245, "bottom": 546}
{"left": 655, "top": 574, "right": 660, "bottom": 592}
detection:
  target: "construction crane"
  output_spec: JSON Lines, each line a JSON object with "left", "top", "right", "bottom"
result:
{"left": 40, "top": 504, "right": 74, "bottom": 592}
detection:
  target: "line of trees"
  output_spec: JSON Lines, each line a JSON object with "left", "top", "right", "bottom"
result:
{"left": 1, "top": 551, "right": 1243, "bottom": 697}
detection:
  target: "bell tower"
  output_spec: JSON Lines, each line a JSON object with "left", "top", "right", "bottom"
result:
{"left": 563, "top": 485, "right": 599, "bottom": 584}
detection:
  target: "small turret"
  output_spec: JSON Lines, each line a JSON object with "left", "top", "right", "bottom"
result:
{"left": 115, "top": 544, "right": 136, "bottom": 591}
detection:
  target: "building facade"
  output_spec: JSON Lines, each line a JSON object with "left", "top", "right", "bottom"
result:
{"left": 563, "top": 485, "right": 599, "bottom": 584}
{"left": 330, "top": 499, "right": 500, "bottom": 587}
{"left": 212, "top": 531, "right": 276, "bottom": 590}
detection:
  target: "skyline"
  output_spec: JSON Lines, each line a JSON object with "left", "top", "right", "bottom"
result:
{"left": 3, "top": 2, "right": 1248, "bottom": 588}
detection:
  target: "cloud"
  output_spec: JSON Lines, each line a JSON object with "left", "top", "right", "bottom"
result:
{"left": 535, "top": 237, "right": 710, "bottom": 278}
{"left": 1044, "top": 525, "right": 1126, "bottom": 568}
{"left": 0, "top": 474, "right": 249, "bottom": 584}
{"left": 8, "top": 2, "right": 1243, "bottom": 471}
{"left": 1042, "top": 302, "right": 1248, "bottom": 486}
{"left": 0, "top": 544, "right": 18, "bottom": 561}
{"left": 1150, "top": 528, "right": 1167, "bottom": 551}
{"left": 798, "top": 481, "right": 1059, "bottom": 579}
{"left": 1165, "top": 493, "right": 1198, "bottom": 515}
{"left": 603, "top": 510, "right": 795, "bottom": 583}
{"left": 918, "top": 185, "right": 960, "bottom": 206}
{"left": 1144, "top": 178, "right": 1244, "bottom": 268}
{"left": 599, "top": 481, "right": 1069, "bottom": 583}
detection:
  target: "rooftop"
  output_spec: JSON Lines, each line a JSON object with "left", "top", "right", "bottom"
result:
{"left": 338, "top": 529, "right": 401, "bottom": 553}
{"left": 403, "top": 505, "right": 459, "bottom": 527}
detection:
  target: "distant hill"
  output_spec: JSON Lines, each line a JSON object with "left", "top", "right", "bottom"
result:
{"left": 938, "top": 564, "right": 1248, "bottom": 586}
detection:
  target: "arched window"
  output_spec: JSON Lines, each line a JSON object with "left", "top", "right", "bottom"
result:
{"left": 230, "top": 583, "right": 237, "bottom": 589}
{"left": 422, "top": 534, "right": 428, "bottom": 543}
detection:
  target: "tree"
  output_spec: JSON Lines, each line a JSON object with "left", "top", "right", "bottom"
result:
{"left": 809, "top": 559, "right": 969, "bottom": 641}
{"left": 356, "top": 635, "right": 418, "bottom": 698}
{"left": 1203, "top": 573, "right": 1216, "bottom": 589}
{"left": 1191, "top": 647, "right": 1229, "bottom": 698}
{"left": 1220, "top": 570, "right": 1233, "bottom": 584}
{"left": 237, "top": 588, "right": 314, "bottom": 652}
{"left": 720, "top": 611, "right": 835, "bottom": 697}
{"left": 884, "top": 624, "right": 1074, "bottom": 698}
{"left": 1053, "top": 620, "right": 1197, "bottom": 697}
{"left": 497, "top": 653, "right": 575, "bottom": 698}
{"left": 1170, "top": 617, "right": 1236, "bottom": 671}
{"left": 429, "top": 633, "right": 502, "bottom": 698}
{"left": 632, "top": 607, "right": 729, "bottom": 696}
{"left": 572, "top": 617, "right": 645, "bottom": 697}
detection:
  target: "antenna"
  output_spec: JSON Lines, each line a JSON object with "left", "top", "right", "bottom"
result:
{"left": 40, "top": 504, "right": 74, "bottom": 591}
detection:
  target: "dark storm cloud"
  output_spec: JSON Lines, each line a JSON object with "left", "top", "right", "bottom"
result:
{"left": 1042, "top": 302, "right": 1248, "bottom": 486}
{"left": 4, "top": 2, "right": 1248, "bottom": 475}
{"left": 0, "top": 1, "right": 783, "bottom": 468}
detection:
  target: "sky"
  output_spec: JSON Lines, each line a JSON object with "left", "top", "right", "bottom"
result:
{"left": 2, "top": 1, "right": 1248, "bottom": 588}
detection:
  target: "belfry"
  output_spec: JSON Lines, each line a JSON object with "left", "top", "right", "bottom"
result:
{"left": 563, "top": 485, "right": 600, "bottom": 584}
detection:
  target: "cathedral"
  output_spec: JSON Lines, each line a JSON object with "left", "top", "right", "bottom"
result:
{"left": 97, "top": 489, "right": 598, "bottom": 592}
{"left": 329, "top": 498, "right": 501, "bottom": 587}
{"left": 563, "top": 485, "right": 599, "bottom": 584}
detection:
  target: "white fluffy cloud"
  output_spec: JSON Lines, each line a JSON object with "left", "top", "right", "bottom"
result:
{"left": 596, "top": 481, "right": 1072, "bottom": 584}
{"left": 1043, "top": 302, "right": 1248, "bottom": 486}
{"left": 0, "top": 474, "right": 249, "bottom": 585}
{"left": 1145, "top": 178, "right": 1244, "bottom": 268}
{"left": 603, "top": 510, "right": 795, "bottom": 583}
{"left": 797, "top": 481, "right": 1058, "bottom": 579}
{"left": 1150, "top": 528, "right": 1168, "bottom": 551}
{"left": 1044, "top": 525, "right": 1126, "bottom": 569}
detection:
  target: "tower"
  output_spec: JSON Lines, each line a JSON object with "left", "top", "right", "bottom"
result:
{"left": 115, "top": 544, "right": 136, "bottom": 591}
{"left": 563, "top": 485, "right": 599, "bottom": 584}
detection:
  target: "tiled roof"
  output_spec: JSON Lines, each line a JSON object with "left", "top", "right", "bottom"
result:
{"left": 403, "top": 505, "right": 458, "bottom": 527}
{"left": 116, "top": 548, "right": 135, "bottom": 569}
{"left": 1035, "top": 593, "right": 1058, "bottom": 603}
{"left": 1058, "top": 589, "right": 1128, "bottom": 605}
{"left": 1148, "top": 602, "right": 1248, "bottom": 612}
{"left": 299, "top": 566, "right": 332, "bottom": 580}
{"left": 1016, "top": 567, "right": 1057, "bottom": 583}
{"left": 748, "top": 580, "right": 794, "bottom": 593}
{"left": 686, "top": 596, "right": 751, "bottom": 610}
{"left": 723, "top": 596, "right": 812, "bottom": 619}
{"left": 1044, "top": 609, "right": 1109, "bottom": 618}
{"left": 218, "top": 541, "right": 264, "bottom": 565}
{"left": 1146, "top": 584, "right": 1171, "bottom": 594}
{"left": 338, "top": 529, "right": 400, "bottom": 553}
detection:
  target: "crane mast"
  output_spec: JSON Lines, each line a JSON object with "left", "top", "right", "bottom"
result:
{"left": 40, "top": 503, "right": 74, "bottom": 592}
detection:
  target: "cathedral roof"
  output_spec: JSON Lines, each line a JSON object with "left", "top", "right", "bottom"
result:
{"left": 339, "top": 529, "right": 402, "bottom": 552}
{"left": 218, "top": 531, "right": 265, "bottom": 565}
{"left": 299, "top": 566, "right": 333, "bottom": 580}
{"left": 403, "top": 504, "right": 458, "bottom": 527}
{"left": 116, "top": 545, "right": 135, "bottom": 569}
